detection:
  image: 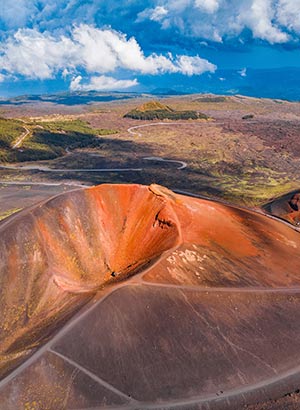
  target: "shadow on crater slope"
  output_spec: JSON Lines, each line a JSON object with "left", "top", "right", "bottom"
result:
{"left": 263, "top": 189, "right": 300, "bottom": 226}
{"left": 1, "top": 184, "right": 300, "bottom": 409}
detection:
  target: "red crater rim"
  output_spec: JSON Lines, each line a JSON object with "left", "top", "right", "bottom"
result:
{"left": 1, "top": 183, "right": 300, "bottom": 409}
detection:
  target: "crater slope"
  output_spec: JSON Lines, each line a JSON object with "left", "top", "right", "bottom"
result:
{"left": 1, "top": 184, "right": 300, "bottom": 409}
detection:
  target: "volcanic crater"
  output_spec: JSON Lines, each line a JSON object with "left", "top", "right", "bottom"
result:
{"left": 1, "top": 184, "right": 300, "bottom": 409}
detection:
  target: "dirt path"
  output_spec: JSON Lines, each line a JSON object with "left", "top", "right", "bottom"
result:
{"left": 2, "top": 272, "right": 300, "bottom": 409}
{"left": 12, "top": 126, "right": 30, "bottom": 149}
{"left": 0, "top": 164, "right": 143, "bottom": 173}
{"left": 143, "top": 156, "right": 187, "bottom": 170}
{"left": 0, "top": 181, "right": 88, "bottom": 187}
{"left": 127, "top": 121, "right": 217, "bottom": 137}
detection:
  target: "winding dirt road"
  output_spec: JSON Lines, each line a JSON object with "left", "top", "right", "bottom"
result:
{"left": 3, "top": 121, "right": 195, "bottom": 174}
{"left": 12, "top": 126, "right": 30, "bottom": 149}
{"left": 143, "top": 156, "right": 187, "bottom": 170}
{"left": 1, "top": 120, "right": 298, "bottom": 232}
{"left": 0, "top": 164, "right": 143, "bottom": 173}
{"left": 127, "top": 121, "right": 216, "bottom": 137}
{"left": 0, "top": 180, "right": 87, "bottom": 188}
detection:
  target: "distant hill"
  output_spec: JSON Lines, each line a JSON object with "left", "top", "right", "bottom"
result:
{"left": 124, "top": 100, "right": 207, "bottom": 120}
{"left": 135, "top": 101, "right": 174, "bottom": 112}
{"left": 194, "top": 95, "right": 228, "bottom": 103}
{"left": 0, "top": 92, "right": 135, "bottom": 106}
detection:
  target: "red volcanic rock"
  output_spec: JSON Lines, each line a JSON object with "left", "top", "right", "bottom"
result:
{"left": 1, "top": 184, "right": 300, "bottom": 409}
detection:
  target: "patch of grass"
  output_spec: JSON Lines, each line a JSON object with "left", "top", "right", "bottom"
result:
{"left": 0, "top": 208, "right": 23, "bottom": 221}
{"left": 35, "top": 119, "right": 116, "bottom": 136}
{"left": 194, "top": 96, "right": 227, "bottom": 103}
{"left": 132, "top": 101, "right": 174, "bottom": 112}
{"left": 212, "top": 170, "right": 297, "bottom": 206}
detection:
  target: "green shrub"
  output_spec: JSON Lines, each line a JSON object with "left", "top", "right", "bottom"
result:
{"left": 195, "top": 96, "right": 227, "bottom": 103}
{"left": 124, "top": 109, "right": 206, "bottom": 120}
{"left": 0, "top": 118, "right": 24, "bottom": 149}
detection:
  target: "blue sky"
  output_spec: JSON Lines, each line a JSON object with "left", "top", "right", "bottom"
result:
{"left": 1, "top": 0, "right": 300, "bottom": 97}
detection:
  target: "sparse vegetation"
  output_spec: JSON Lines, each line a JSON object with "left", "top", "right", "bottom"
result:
{"left": 34, "top": 119, "right": 116, "bottom": 136}
{"left": 0, "top": 208, "right": 23, "bottom": 221}
{"left": 1, "top": 95, "right": 300, "bottom": 209}
{"left": 0, "top": 119, "right": 118, "bottom": 163}
{"left": 0, "top": 117, "right": 25, "bottom": 149}
{"left": 194, "top": 96, "right": 227, "bottom": 103}
{"left": 242, "top": 114, "right": 254, "bottom": 120}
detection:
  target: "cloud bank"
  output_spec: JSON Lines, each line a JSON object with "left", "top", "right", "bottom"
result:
{"left": 1, "top": 0, "right": 300, "bottom": 45}
{"left": 139, "top": 0, "right": 300, "bottom": 44}
{"left": 0, "top": 24, "right": 216, "bottom": 90}
{"left": 2, "top": 0, "right": 300, "bottom": 45}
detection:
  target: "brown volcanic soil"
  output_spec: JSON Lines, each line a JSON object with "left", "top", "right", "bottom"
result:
{"left": 0, "top": 183, "right": 78, "bottom": 221}
{"left": 1, "top": 184, "right": 300, "bottom": 409}
{"left": 2, "top": 94, "right": 300, "bottom": 207}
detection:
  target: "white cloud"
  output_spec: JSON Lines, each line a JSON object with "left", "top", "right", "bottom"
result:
{"left": 1, "top": 0, "right": 300, "bottom": 48}
{"left": 0, "top": 74, "right": 6, "bottom": 82}
{"left": 137, "top": 6, "right": 168, "bottom": 22}
{"left": 72, "top": 25, "right": 216, "bottom": 75}
{"left": 0, "top": 29, "right": 77, "bottom": 79}
{"left": 71, "top": 25, "right": 178, "bottom": 75}
{"left": 238, "top": 0, "right": 289, "bottom": 43}
{"left": 195, "top": 0, "right": 220, "bottom": 14}
{"left": 149, "top": 6, "right": 169, "bottom": 21}
{"left": 238, "top": 67, "right": 247, "bottom": 77}
{"left": 176, "top": 55, "right": 216, "bottom": 75}
{"left": 70, "top": 75, "right": 138, "bottom": 91}
{"left": 139, "top": 0, "right": 298, "bottom": 44}
{"left": 0, "top": 0, "right": 35, "bottom": 28}
{"left": 70, "top": 75, "right": 83, "bottom": 90}
{"left": 0, "top": 0, "right": 71, "bottom": 29}
{"left": 277, "top": 0, "right": 300, "bottom": 32}
{"left": 62, "top": 68, "right": 71, "bottom": 79}
{"left": 0, "top": 24, "right": 216, "bottom": 81}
